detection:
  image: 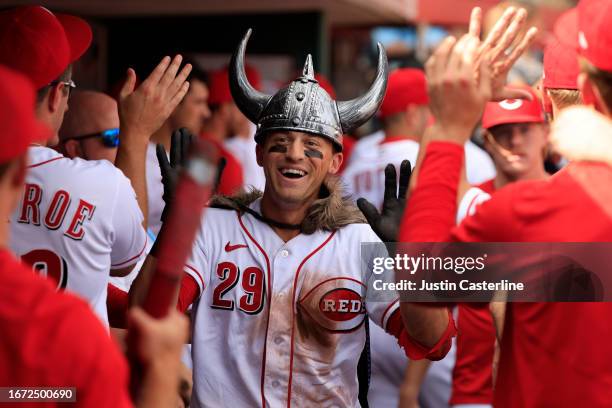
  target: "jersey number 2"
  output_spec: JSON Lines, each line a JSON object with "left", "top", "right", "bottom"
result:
{"left": 21, "top": 249, "right": 68, "bottom": 290}
{"left": 211, "top": 261, "right": 265, "bottom": 314}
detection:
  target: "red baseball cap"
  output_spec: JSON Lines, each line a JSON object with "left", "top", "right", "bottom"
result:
{"left": 0, "top": 6, "right": 92, "bottom": 89}
{"left": 553, "top": 8, "right": 578, "bottom": 48}
{"left": 379, "top": 68, "right": 429, "bottom": 118}
{"left": 209, "top": 65, "right": 261, "bottom": 105}
{"left": 543, "top": 37, "right": 579, "bottom": 90}
{"left": 0, "top": 65, "right": 50, "bottom": 163}
{"left": 482, "top": 86, "right": 545, "bottom": 130}
{"left": 577, "top": 0, "right": 612, "bottom": 71}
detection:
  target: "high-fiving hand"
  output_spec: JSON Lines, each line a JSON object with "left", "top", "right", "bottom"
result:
{"left": 357, "top": 160, "right": 412, "bottom": 242}
{"left": 119, "top": 55, "right": 192, "bottom": 144}
{"left": 425, "top": 6, "right": 538, "bottom": 144}
{"left": 469, "top": 7, "right": 538, "bottom": 101}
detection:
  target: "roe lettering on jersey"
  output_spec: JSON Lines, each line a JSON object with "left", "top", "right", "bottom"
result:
{"left": 17, "top": 183, "right": 96, "bottom": 241}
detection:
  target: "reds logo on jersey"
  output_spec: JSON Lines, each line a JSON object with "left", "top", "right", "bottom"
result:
{"left": 299, "top": 277, "right": 366, "bottom": 332}
{"left": 319, "top": 288, "right": 365, "bottom": 320}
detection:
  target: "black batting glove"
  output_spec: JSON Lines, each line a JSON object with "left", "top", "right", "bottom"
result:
{"left": 156, "top": 128, "right": 194, "bottom": 221}
{"left": 357, "top": 159, "right": 412, "bottom": 242}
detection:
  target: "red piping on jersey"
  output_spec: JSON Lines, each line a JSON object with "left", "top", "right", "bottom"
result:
{"left": 287, "top": 231, "right": 336, "bottom": 408}
{"left": 299, "top": 276, "right": 365, "bottom": 303}
{"left": 238, "top": 212, "right": 272, "bottom": 408}
{"left": 110, "top": 237, "right": 148, "bottom": 268}
{"left": 380, "top": 298, "right": 400, "bottom": 329}
{"left": 27, "top": 156, "right": 65, "bottom": 169}
{"left": 465, "top": 192, "right": 482, "bottom": 218}
{"left": 184, "top": 264, "right": 205, "bottom": 291}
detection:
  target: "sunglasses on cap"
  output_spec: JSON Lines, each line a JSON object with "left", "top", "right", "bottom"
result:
{"left": 68, "top": 128, "right": 120, "bottom": 148}
{"left": 49, "top": 79, "right": 77, "bottom": 97}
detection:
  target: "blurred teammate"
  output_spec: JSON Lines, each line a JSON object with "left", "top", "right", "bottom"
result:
{"left": 401, "top": 3, "right": 612, "bottom": 406}
{"left": 0, "top": 6, "right": 189, "bottom": 325}
{"left": 208, "top": 65, "right": 264, "bottom": 191}
{"left": 543, "top": 7, "right": 582, "bottom": 118}
{"left": 59, "top": 90, "right": 119, "bottom": 163}
{"left": 148, "top": 64, "right": 242, "bottom": 236}
{"left": 0, "top": 63, "right": 188, "bottom": 408}
{"left": 343, "top": 68, "right": 495, "bottom": 209}
{"left": 451, "top": 86, "right": 548, "bottom": 408}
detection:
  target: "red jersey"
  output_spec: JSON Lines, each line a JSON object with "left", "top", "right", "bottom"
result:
{"left": 0, "top": 249, "right": 132, "bottom": 407}
{"left": 401, "top": 142, "right": 612, "bottom": 408}
{"left": 451, "top": 179, "right": 496, "bottom": 405}
{"left": 200, "top": 134, "right": 244, "bottom": 196}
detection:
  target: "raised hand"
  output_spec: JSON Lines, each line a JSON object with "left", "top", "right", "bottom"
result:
{"left": 470, "top": 6, "right": 538, "bottom": 101}
{"left": 119, "top": 55, "right": 192, "bottom": 144}
{"left": 357, "top": 160, "right": 412, "bottom": 242}
{"left": 426, "top": 33, "right": 493, "bottom": 144}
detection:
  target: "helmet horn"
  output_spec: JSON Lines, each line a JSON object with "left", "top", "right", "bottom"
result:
{"left": 337, "top": 43, "right": 389, "bottom": 133}
{"left": 229, "top": 29, "right": 271, "bottom": 124}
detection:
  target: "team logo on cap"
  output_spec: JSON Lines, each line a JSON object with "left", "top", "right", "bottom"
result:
{"left": 578, "top": 31, "right": 588, "bottom": 50}
{"left": 499, "top": 99, "right": 524, "bottom": 110}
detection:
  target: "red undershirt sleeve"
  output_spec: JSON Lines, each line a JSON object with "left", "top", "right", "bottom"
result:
{"left": 107, "top": 284, "right": 129, "bottom": 329}
{"left": 177, "top": 273, "right": 200, "bottom": 313}
{"left": 386, "top": 308, "right": 456, "bottom": 361}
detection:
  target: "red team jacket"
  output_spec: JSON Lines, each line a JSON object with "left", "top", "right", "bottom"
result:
{"left": 401, "top": 141, "right": 612, "bottom": 408}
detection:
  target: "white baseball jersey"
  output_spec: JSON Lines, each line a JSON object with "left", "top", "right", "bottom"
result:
{"left": 10, "top": 146, "right": 147, "bottom": 324}
{"left": 183, "top": 199, "right": 399, "bottom": 408}
{"left": 343, "top": 130, "right": 384, "bottom": 169}
{"left": 146, "top": 142, "right": 165, "bottom": 237}
{"left": 342, "top": 136, "right": 496, "bottom": 209}
{"left": 342, "top": 136, "right": 420, "bottom": 208}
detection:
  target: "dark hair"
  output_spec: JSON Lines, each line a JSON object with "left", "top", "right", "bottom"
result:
{"left": 0, "top": 162, "right": 11, "bottom": 179}
{"left": 580, "top": 58, "right": 612, "bottom": 112}
{"left": 182, "top": 59, "right": 208, "bottom": 86}
{"left": 36, "top": 65, "right": 73, "bottom": 105}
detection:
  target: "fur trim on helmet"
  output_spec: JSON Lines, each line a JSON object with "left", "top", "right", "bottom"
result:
{"left": 551, "top": 106, "right": 612, "bottom": 165}
{"left": 209, "top": 176, "right": 365, "bottom": 234}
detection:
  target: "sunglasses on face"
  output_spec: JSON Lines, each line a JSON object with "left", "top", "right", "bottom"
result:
{"left": 49, "top": 79, "right": 77, "bottom": 97}
{"left": 69, "top": 128, "right": 120, "bottom": 148}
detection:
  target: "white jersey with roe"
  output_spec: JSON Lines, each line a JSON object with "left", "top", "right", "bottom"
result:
{"left": 9, "top": 146, "right": 147, "bottom": 324}
{"left": 184, "top": 199, "right": 399, "bottom": 408}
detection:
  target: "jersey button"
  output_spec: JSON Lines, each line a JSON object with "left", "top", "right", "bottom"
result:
{"left": 272, "top": 380, "right": 280, "bottom": 388}
{"left": 280, "top": 249, "right": 289, "bottom": 258}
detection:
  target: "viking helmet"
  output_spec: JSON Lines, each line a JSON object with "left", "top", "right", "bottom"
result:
{"left": 229, "top": 29, "right": 388, "bottom": 151}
